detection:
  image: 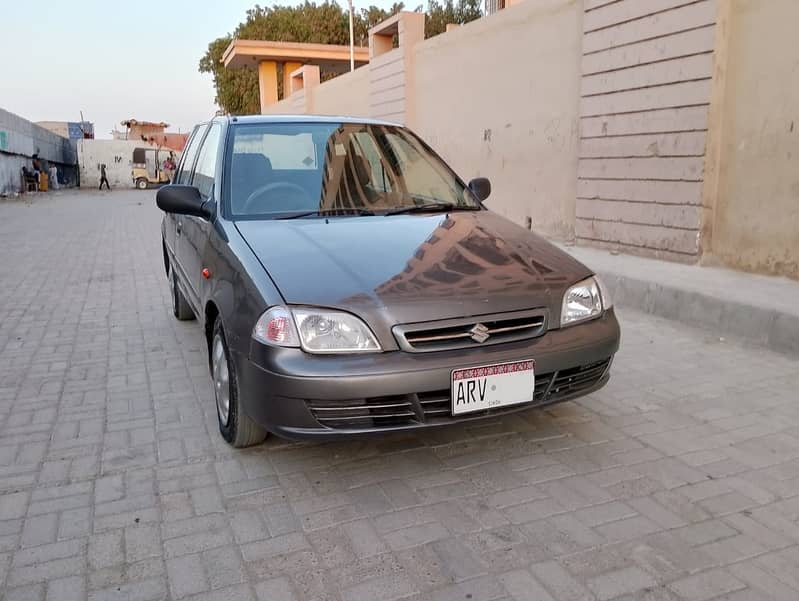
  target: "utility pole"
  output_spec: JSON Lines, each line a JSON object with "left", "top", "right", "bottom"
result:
{"left": 348, "top": 0, "right": 355, "bottom": 72}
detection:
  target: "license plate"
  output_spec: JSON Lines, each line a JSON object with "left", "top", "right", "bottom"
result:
{"left": 451, "top": 360, "right": 535, "bottom": 415}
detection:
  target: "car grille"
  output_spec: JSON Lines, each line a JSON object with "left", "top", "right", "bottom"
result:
{"left": 304, "top": 396, "right": 417, "bottom": 428}
{"left": 304, "top": 358, "right": 611, "bottom": 430}
{"left": 393, "top": 309, "right": 548, "bottom": 353}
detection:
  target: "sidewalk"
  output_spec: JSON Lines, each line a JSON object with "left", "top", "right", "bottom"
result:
{"left": 563, "top": 244, "right": 799, "bottom": 356}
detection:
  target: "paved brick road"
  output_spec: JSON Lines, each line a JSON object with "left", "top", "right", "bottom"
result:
{"left": 1, "top": 190, "right": 799, "bottom": 601}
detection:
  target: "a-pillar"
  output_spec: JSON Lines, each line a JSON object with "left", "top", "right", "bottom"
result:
{"left": 258, "top": 60, "right": 278, "bottom": 114}
{"left": 282, "top": 62, "right": 303, "bottom": 99}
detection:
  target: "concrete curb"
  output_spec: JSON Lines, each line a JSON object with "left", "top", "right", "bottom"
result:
{"left": 558, "top": 245, "right": 799, "bottom": 357}
{"left": 597, "top": 271, "right": 799, "bottom": 356}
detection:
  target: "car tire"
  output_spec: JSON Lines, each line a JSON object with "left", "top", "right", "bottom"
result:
{"left": 136, "top": 178, "right": 148, "bottom": 190}
{"left": 211, "top": 317, "right": 268, "bottom": 448}
{"left": 170, "top": 266, "right": 195, "bottom": 321}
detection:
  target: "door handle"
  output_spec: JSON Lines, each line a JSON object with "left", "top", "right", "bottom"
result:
{"left": 176, "top": 221, "right": 182, "bottom": 235}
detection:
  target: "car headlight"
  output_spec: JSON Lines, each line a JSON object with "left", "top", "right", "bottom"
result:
{"left": 253, "top": 306, "right": 381, "bottom": 353}
{"left": 561, "top": 276, "right": 606, "bottom": 327}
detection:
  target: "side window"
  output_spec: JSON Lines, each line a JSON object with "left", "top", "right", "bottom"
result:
{"left": 176, "top": 124, "right": 208, "bottom": 185}
{"left": 191, "top": 123, "right": 222, "bottom": 199}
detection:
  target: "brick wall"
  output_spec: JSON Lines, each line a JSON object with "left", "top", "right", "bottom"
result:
{"left": 575, "top": 0, "right": 717, "bottom": 261}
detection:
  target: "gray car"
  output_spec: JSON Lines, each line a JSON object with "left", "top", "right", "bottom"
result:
{"left": 157, "top": 115, "right": 620, "bottom": 447}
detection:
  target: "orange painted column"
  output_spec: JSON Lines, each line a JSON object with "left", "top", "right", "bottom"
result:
{"left": 258, "top": 61, "right": 278, "bottom": 113}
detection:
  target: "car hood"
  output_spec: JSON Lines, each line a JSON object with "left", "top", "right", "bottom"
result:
{"left": 235, "top": 211, "right": 591, "bottom": 328}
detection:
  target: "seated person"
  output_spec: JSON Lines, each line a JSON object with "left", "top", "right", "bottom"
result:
{"left": 21, "top": 166, "right": 39, "bottom": 191}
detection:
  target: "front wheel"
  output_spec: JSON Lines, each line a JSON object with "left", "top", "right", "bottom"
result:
{"left": 136, "top": 178, "right": 148, "bottom": 190}
{"left": 211, "top": 318, "right": 268, "bottom": 448}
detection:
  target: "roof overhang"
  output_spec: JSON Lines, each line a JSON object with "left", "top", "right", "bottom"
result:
{"left": 222, "top": 39, "right": 369, "bottom": 74}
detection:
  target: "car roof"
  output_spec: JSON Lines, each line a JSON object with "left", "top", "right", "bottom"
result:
{"left": 215, "top": 114, "right": 401, "bottom": 127}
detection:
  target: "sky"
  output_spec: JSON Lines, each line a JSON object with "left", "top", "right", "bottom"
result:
{"left": 0, "top": 0, "right": 396, "bottom": 139}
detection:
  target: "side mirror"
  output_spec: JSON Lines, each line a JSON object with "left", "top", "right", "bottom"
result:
{"left": 469, "top": 177, "right": 491, "bottom": 202}
{"left": 156, "top": 185, "right": 211, "bottom": 219}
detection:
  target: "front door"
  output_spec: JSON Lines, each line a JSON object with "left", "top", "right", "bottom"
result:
{"left": 179, "top": 122, "right": 222, "bottom": 309}
{"left": 170, "top": 124, "right": 207, "bottom": 306}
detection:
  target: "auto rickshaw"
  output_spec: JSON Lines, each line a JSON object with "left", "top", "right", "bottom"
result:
{"left": 131, "top": 147, "right": 170, "bottom": 189}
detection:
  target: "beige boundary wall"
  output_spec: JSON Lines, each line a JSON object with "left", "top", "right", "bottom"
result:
{"left": 76, "top": 139, "right": 181, "bottom": 189}
{"left": 268, "top": 0, "right": 584, "bottom": 240}
{"left": 261, "top": 0, "right": 799, "bottom": 279}
{"left": 314, "top": 68, "right": 371, "bottom": 117}
{"left": 413, "top": 0, "right": 583, "bottom": 239}
{"left": 77, "top": 139, "right": 143, "bottom": 189}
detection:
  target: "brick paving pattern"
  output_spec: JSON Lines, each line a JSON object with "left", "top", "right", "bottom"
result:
{"left": 1, "top": 190, "right": 799, "bottom": 600}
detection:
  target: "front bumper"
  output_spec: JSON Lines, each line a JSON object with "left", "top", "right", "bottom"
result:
{"left": 235, "top": 309, "right": 620, "bottom": 440}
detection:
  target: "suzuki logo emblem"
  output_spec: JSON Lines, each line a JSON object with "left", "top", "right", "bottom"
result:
{"left": 469, "top": 323, "right": 490, "bottom": 343}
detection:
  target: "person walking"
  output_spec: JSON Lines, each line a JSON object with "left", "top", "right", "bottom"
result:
{"left": 99, "top": 164, "right": 111, "bottom": 190}
{"left": 163, "top": 154, "right": 176, "bottom": 183}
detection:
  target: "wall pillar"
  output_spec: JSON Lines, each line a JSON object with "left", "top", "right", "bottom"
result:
{"left": 289, "top": 65, "right": 321, "bottom": 113}
{"left": 282, "top": 62, "right": 303, "bottom": 100}
{"left": 699, "top": 0, "right": 733, "bottom": 262}
{"left": 697, "top": 0, "right": 799, "bottom": 278}
{"left": 368, "top": 12, "right": 425, "bottom": 125}
{"left": 258, "top": 61, "right": 278, "bottom": 114}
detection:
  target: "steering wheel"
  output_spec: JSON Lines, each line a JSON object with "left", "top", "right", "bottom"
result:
{"left": 243, "top": 181, "right": 312, "bottom": 214}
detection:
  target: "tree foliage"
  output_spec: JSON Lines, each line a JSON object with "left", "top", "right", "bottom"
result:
{"left": 199, "top": 35, "right": 260, "bottom": 116}
{"left": 425, "top": 0, "right": 483, "bottom": 37}
{"left": 199, "top": 0, "right": 482, "bottom": 114}
{"left": 355, "top": 3, "right": 407, "bottom": 43}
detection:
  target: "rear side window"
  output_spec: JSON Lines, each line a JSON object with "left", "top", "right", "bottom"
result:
{"left": 192, "top": 123, "right": 221, "bottom": 199}
{"left": 176, "top": 124, "right": 208, "bottom": 185}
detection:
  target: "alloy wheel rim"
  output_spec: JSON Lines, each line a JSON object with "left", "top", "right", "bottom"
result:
{"left": 212, "top": 335, "right": 230, "bottom": 426}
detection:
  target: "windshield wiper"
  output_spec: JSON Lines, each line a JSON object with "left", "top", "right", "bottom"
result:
{"left": 274, "top": 208, "right": 376, "bottom": 220}
{"left": 384, "top": 202, "right": 480, "bottom": 216}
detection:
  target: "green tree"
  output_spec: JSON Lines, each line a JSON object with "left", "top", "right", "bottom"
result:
{"left": 425, "top": 0, "right": 482, "bottom": 37}
{"left": 238, "top": 3, "right": 351, "bottom": 45}
{"left": 199, "top": 0, "right": 480, "bottom": 114}
{"left": 355, "top": 3, "right": 405, "bottom": 45}
{"left": 199, "top": 35, "right": 260, "bottom": 115}
{"left": 200, "top": 2, "right": 354, "bottom": 114}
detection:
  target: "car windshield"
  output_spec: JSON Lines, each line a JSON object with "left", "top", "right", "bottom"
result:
{"left": 225, "top": 122, "right": 480, "bottom": 219}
